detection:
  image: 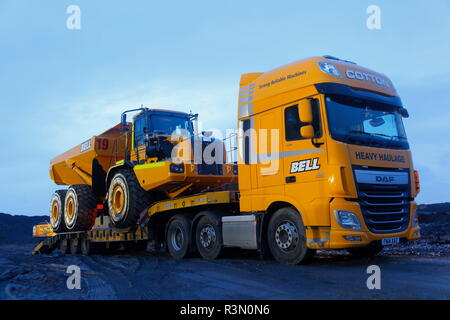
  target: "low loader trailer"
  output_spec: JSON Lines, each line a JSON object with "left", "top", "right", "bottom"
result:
{"left": 33, "top": 56, "right": 421, "bottom": 264}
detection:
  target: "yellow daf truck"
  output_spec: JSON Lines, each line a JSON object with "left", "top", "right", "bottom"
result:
{"left": 34, "top": 56, "right": 420, "bottom": 264}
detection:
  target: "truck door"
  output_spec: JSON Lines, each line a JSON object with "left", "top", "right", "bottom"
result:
{"left": 256, "top": 108, "right": 284, "bottom": 189}
{"left": 282, "top": 98, "right": 326, "bottom": 207}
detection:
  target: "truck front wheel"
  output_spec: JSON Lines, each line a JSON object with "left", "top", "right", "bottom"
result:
{"left": 107, "top": 169, "right": 153, "bottom": 228}
{"left": 267, "top": 207, "right": 314, "bottom": 264}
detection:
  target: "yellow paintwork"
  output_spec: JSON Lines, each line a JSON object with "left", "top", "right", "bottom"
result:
{"left": 145, "top": 190, "right": 238, "bottom": 218}
{"left": 237, "top": 56, "right": 419, "bottom": 248}
{"left": 33, "top": 224, "right": 56, "bottom": 237}
{"left": 50, "top": 123, "right": 130, "bottom": 186}
{"left": 133, "top": 161, "right": 236, "bottom": 196}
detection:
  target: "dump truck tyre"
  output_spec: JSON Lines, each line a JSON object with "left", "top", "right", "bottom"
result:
{"left": 195, "top": 215, "right": 223, "bottom": 260}
{"left": 107, "top": 169, "right": 153, "bottom": 228}
{"left": 50, "top": 190, "right": 67, "bottom": 233}
{"left": 267, "top": 207, "right": 311, "bottom": 265}
{"left": 64, "top": 185, "right": 97, "bottom": 231}
{"left": 167, "top": 215, "right": 192, "bottom": 259}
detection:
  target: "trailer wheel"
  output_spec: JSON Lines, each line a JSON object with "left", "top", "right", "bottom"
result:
{"left": 347, "top": 245, "right": 383, "bottom": 258}
{"left": 70, "top": 238, "right": 80, "bottom": 254}
{"left": 50, "top": 190, "right": 67, "bottom": 233}
{"left": 59, "top": 239, "right": 70, "bottom": 254}
{"left": 80, "top": 239, "right": 91, "bottom": 255}
{"left": 195, "top": 215, "right": 222, "bottom": 260}
{"left": 64, "top": 185, "right": 97, "bottom": 231}
{"left": 267, "top": 207, "right": 312, "bottom": 264}
{"left": 107, "top": 169, "right": 153, "bottom": 228}
{"left": 166, "top": 215, "right": 192, "bottom": 259}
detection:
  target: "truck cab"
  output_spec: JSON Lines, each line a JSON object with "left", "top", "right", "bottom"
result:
{"left": 237, "top": 56, "right": 420, "bottom": 255}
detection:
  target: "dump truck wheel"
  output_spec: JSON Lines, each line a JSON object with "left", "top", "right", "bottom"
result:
{"left": 107, "top": 169, "right": 153, "bottom": 228}
{"left": 59, "top": 239, "right": 69, "bottom": 254}
{"left": 347, "top": 245, "right": 383, "bottom": 258}
{"left": 50, "top": 190, "right": 67, "bottom": 233}
{"left": 167, "top": 215, "right": 192, "bottom": 259}
{"left": 64, "top": 185, "right": 97, "bottom": 231}
{"left": 70, "top": 238, "right": 80, "bottom": 254}
{"left": 80, "top": 239, "right": 91, "bottom": 255}
{"left": 195, "top": 215, "right": 222, "bottom": 260}
{"left": 267, "top": 207, "right": 312, "bottom": 265}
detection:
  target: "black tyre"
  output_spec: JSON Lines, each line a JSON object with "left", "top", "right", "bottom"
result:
{"left": 70, "top": 238, "right": 80, "bottom": 254}
{"left": 50, "top": 190, "right": 67, "bottom": 233}
{"left": 59, "top": 239, "right": 69, "bottom": 254}
{"left": 167, "top": 215, "right": 192, "bottom": 259}
{"left": 195, "top": 214, "right": 222, "bottom": 260}
{"left": 267, "top": 207, "right": 312, "bottom": 264}
{"left": 107, "top": 169, "right": 153, "bottom": 228}
{"left": 347, "top": 245, "right": 383, "bottom": 258}
{"left": 64, "top": 185, "right": 97, "bottom": 231}
{"left": 80, "top": 238, "right": 91, "bottom": 255}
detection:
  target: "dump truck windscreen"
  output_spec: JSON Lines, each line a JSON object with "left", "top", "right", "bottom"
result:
{"left": 149, "top": 115, "right": 194, "bottom": 136}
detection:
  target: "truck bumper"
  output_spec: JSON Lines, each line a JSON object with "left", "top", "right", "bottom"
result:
{"left": 306, "top": 198, "right": 421, "bottom": 250}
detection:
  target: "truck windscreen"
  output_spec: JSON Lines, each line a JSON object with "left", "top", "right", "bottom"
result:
{"left": 150, "top": 115, "right": 193, "bottom": 136}
{"left": 325, "top": 95, "right": 409, "bottom": 150}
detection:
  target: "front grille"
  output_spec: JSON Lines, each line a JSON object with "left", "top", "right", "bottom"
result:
{"left": 354, "top": 168, "right": 411, "bottom": 234}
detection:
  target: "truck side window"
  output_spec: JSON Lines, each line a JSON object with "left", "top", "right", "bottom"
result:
{"left": 242, "top": 119, "right": 250, "bottom": 164}
{"left": 284, "top": 105, "right": 302, "bottom": 141}
{"left": 134, "top": 117, "right": 145, "bottom": 146}
{"left": 284, "top": 100, "right": 322, "bottom": 141}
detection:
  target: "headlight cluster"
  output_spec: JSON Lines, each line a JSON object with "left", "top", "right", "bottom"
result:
{"left": 334, "top": 210, "right": 362, "bottom": 230}
{"left": 170, "top": 163, "right": 184, "bottom": 173}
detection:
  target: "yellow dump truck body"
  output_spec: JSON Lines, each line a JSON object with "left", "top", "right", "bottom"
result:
{"left": 50, "top": 123, "right": 128, "bottom": 186}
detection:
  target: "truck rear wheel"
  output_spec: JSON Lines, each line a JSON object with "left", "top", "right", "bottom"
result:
{"left": 166, "top": 215, "right": 192, "bottom": 259}
{"left": 195, "top": 214, "right": 222, "bottom": 260}
{"left": 107, "top": 169, "right": 153, "bottom": 228}
{"left": 64, "top": 185, "right": 97, "bottom": 231}
{"left": 50, "top": 190, "right": 67, "bottom": 233}
{"left": 267, "top": 207, "right": 312, "bottom": 264}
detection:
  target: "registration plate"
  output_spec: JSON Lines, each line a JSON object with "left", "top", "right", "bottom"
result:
{"left": 381, "top": 237, "right": 400, "bottom": 246}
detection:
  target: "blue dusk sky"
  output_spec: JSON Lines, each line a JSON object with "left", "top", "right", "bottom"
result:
{"left": 0, "top": 0, "right": 449, "bottom": 215}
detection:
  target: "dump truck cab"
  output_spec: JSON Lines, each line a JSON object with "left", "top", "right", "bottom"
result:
{"left": 237, "top": 56, "right": 420, "bottom": 252}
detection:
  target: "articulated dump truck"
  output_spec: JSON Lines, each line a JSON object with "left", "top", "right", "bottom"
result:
{"left": 34, "top": 56, "right": 421, "bottom": 264}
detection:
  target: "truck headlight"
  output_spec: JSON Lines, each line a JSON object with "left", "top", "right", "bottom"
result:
{"left": 334, "top": 210, "right": 362, "bottom": 230}
{"left": 169, "top": 163, "right": 184, "bottom": 173}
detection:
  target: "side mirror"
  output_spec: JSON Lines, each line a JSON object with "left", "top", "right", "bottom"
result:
{"left": 399, "top": 107, "right": 409, "bottom": 118}
{"left": 121, "top": 113, "right": 127, "bottom": 127}
{"left": 298, "top": 99, "right": 313, "bottom": 123}
{"left": 300, "top": 125, "right": 315, "bottom": 139}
